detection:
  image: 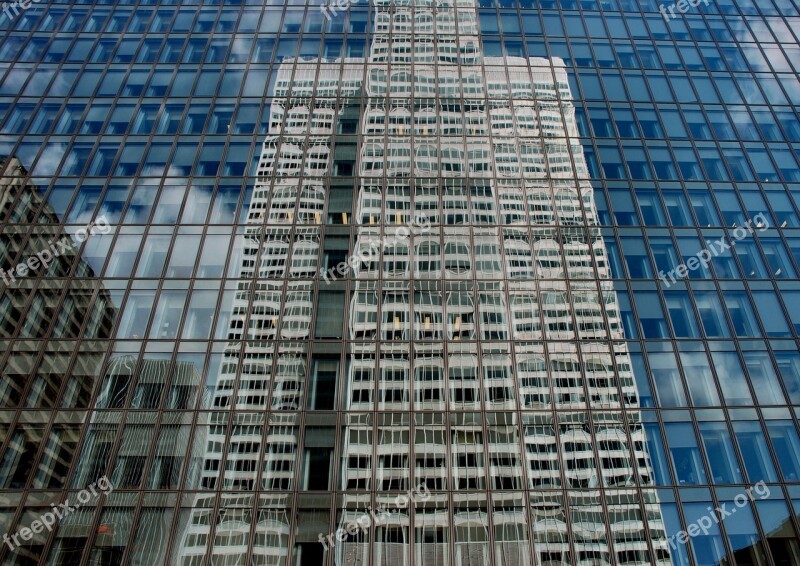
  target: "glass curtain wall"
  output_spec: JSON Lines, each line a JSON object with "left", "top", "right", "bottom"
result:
{"left": 0, "top": 0, "right": 799, "bottom": 565}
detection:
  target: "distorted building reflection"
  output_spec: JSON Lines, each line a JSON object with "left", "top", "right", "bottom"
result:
{"left": 0, "top": 155, "right": 117, "bottom": 563}
{"left": 171, "top": 0, "right": 673, "bottom": 564}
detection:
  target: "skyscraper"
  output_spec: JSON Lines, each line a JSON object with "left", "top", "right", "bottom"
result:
{"left": 1, "top": 0, "right": 799, "bottom": 564}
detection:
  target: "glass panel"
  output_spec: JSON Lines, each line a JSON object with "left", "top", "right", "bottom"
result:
{"left": 733, "top": 421, "right": 779, "bottom": 483}
{"left": 765, "top": 421, "right": 800, "bottom": 483}
{"left": 698, "top": 421, "right": 743, "bottom": 484}
{"left": 665, "top": 422, "right": 707, "bottom": 485}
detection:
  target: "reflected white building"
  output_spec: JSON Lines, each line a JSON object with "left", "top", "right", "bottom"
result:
{"left": 176, "top": 0, "right": 670, "bottom": 564}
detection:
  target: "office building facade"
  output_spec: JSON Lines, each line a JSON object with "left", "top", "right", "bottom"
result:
{"left": 0, "top": 0, "right": 799, "bottom": 564}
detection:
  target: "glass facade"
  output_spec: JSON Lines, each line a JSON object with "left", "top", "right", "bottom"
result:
{"left": 0, "top": 0, "right": 799, "bottom": 565}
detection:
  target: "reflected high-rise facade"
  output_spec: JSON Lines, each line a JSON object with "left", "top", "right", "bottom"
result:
{"left": 171, "top": 61, "right": 366, "bottom": 566}
{"left": 174, "top": 0, "right": 670, "bottom": 563}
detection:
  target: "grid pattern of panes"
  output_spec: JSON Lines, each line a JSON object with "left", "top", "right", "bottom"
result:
{"left": 0, "top": 0, "right": 799, "bottom": 565}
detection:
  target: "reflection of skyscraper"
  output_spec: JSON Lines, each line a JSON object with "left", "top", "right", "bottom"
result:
{"left": 1, "top": 156, "right": 57, "bottom": 226}
{"left": 1, "top": 0, "right": 798, "bottom": 561}
{"left": 0, "top": 156, "right": 117, "bottom": 562}
{"left": 174, "top": 0, "right": 669, "bottom": 564}
{"left": 0, "top": 155, "right": 116, "bottom": 405}
{"left": 50, "top": 351, "right": 207, "bottom": 563}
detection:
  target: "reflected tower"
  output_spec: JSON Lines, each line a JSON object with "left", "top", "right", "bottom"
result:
{"left": 174, "top": 0, "right": 671, "bottom": 563}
